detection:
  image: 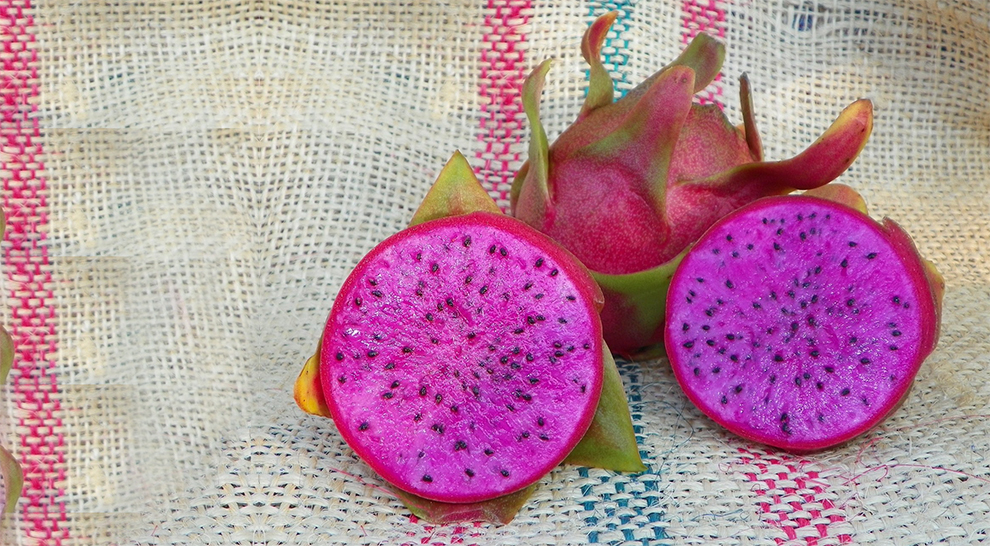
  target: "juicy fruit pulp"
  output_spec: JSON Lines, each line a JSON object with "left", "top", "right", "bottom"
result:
{"left": 665, "top": 197, "right": 940, "bottom": 451}
{"left": 321, "top": 212, "right": 604, "bottom": 503}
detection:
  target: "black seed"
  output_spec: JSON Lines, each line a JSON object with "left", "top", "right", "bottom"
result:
{"left": 866, "top": 252, "right": 877, "bottom": 260}
{"left": 450, "top": 404, "right": 459, "bottom": 413}
{"left": 683, "top": 341, "right": 694, "bottom": 349}
{"left": 554, "top": 350, "right": 565, "bottom": 358}
{"left": 382, "top": 392, "right": 393, "bottom": 399}
{"left": 337, "top": 374, "right": 346, "bottom": 384}
{"left": 816, "top": 382, "right": 824, "bottom": 391}
{"left": 862, "top": 397, "right": 870, "bottom": 406}
{"left": 860, "top": 357, "right": 871, "bottom": 365}
{"left": 484, "top": 449, "right": 494, "bottom": 456}
{"left": 734, "top": 384, "right": 743, "bottom": 394}
{"left": 800, "top": 232, "right": 807, "bottom": 241}
{"left": 462, "top": 236, "right": 472, "bottom": 247}
{"left": 520, "top": 431, "right": 530, "bottom": 439}
{"left": 795, "top": 376, "right": 803, "bottom": 387}
{"left": 431, "top": 263, "right": 439, "bottom": 273}
{"left": 702, "top": 325, "right": 711, "bottom": 331}
{"left": 705, "top": 308, "right": 715, "bottom": 317}
{"left": 437, "top": 302, "right": 444, "bottom": 312}
{"left": 841, "top": 259, "right": 848, "bottom": 268}
{"left": 890, "top": 345, "right": 898, "bottom": 351}
{"left": 774, "top": 242, "right": 782, "bottom": 251}
{"left": 527, "top": 316, "right": 536, "bottom": 325}
{"left": 550, "top": 269, "right": 558, "bottom": 277}
{"left": 712, "top": 367, "right": 721, "bottom": 374}
{"left": 513, "top": 328, "right": 524, "bottom": 334}
{"left": 558, "top": 317, "right": 568, "bottom": 324}
{"left": 696, "top": 277, "right": 705, "bottom": 283}
{"left": 726, "top": 280, "right": 734, "bottom": 289}
{"left": 479, "top": 285, "right": 488, "bottom": 295}
{"left": 403, "top": 346, "right": 413, "bottom": 354}
{"left": 824, "top": 366, "right": 835, "bottom": 373}
{"left": 506, "top": 404, "right": 515, "bottom": 412}
{"left": 432, "top": 423, "right": 444, "bottom": 434}
{"left": 769, "top": 374, "right": 777, "bottom": 383}
{"left": 814, "top": 266, "right": 822, "bottom": 275}
{"left": 464, "top": 276, "right": 473, "bottom": 285}
{"left": 720, "top": 395, "right": 728, "bottom": 404}
{"left": 500, "top": 247, "right": 507, "bottom": 257}
{"left": 747, "top": 244, "right": 755, "bottom": 250}
{"left": 535, "top": 293, "right": 544, "bottom": 300}
{"left": 693, "top": 367, "right": 700, "bottom": 376}
{"left": 726, "top": 234, "right": 733, "bottom": 241}
{"left": 367, "top": 350, "right": 378, "bottom": 358}
{"left": 848, "top": 241, "right": 858, "bottom": 247}
{"left": 753, "top": 302, "right": 762, "bottom": 309}
{"left": 355, "top": 297, "right": 363, "bottom": 307}
{"left": 336, "top": 352, "right": 345, "bottom": 361}
{"left": 523, "top": 282, "right": 533, "bottom": 291}
{"left": 466, "top": 332, "right": 476, "bottom": 340}
{"left": 489, "top": 245, "right": 497, "bottom": 254}
{"left": 500, "top": 356, "right": 509, "bottom": 364}
{"left": 810, "top": 350, "right": 820, "bottom": 357}
{"left": 501, "top": 469, "right": 510, "bottom": 477}
{"left": 422, "top": 475, "right": 433, "bottom": 483}
{"left": 535, "top": 257, "right": 544, "bottom": 267}
{"left": 892, "top": 330, "right": 902, "bottom": 337}
{"left": 776, "top": 228, "right": 783, "bottom": 235}
{"left": 712, "top": 248, "right": 721, "bottom": 255}
{"left": 465, "top": 468, "right": 475, "bottom": 477}
{"left": 566, "top": 295, "right": 576, "bottom": 301}
{"left": 849, "top": 336, "right": 858, "bottom": 344}
{"left": 732, "top": 251, "right": 740, "bottom": 258}
{"left": 435, "top": 394, "right": 442, "bottom": 404}
{"left": 730, "top": 354, "right": 739, "bottom": 362}
{"left": 425, "top": 313, "right": 434, "bottom": 322}
{"left": 526, "top": 353, "right": 534, "bottom": 362}
{"left": 791, "top": 322, "right": 799, "bottom": 331}
{"left": 841, "top": 388, "right": 850, "bottom": 396}
{"left": 775, "top": 354, "right": 784, "bottom": 362}
{"left": 706, "top": 339, "right": 715, "bottom": 347}
{"left": 454, "top": 440, "right": 467, "bottom": 451}
{"left": 359, "top": 422, "right": 369, "bottom": 431}
{"left": 371, "top": 290, "right": 383, "bottom": 298}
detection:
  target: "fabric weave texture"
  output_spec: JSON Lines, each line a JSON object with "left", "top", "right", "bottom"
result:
{"left": 1, "top": 1, "right": 989, "bottom": 544}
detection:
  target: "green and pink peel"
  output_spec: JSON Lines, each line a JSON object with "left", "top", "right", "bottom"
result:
{"left": 511, "top": 13, "right": 874, "bottom": 357}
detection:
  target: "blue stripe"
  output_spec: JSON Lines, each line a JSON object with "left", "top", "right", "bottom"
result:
{"left": 587, "top": 1, "right": 634, "bottom": 99}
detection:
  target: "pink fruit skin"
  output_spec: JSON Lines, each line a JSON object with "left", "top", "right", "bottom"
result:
{"left": 511, "top": 13, "right": 873, "bottom": 356}
{"left": 664, "top": 196, "right": 943, "bottom": 452}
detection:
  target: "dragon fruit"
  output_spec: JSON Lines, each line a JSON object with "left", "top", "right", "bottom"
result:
{"left": 664, "top": 193, "right": 943, "bottom": 452}
{"left": 295, "top": 152, "right": 643, "bottom": 523}
{"left": 511, "top": 13, "right": 874, "bottom": 357}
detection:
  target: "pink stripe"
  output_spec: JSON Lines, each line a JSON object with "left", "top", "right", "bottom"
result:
{"left": 737, "top": 448, "right": 853, "bottom": 545}
{"left": 681, "top": 0, "right": 726, "bottom": 105}
{"left": 683, "top": 2, "right": 854, "bottom": 542}
{"left": 2, "top": 2, "right": 69, "bottom": 544}
{"left": 475, "top": 0, "right": 533, "bottom": 208}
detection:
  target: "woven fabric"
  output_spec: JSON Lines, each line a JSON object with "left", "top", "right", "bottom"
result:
{"left": 2, "top": 0, "right": 989, "bottom": 544}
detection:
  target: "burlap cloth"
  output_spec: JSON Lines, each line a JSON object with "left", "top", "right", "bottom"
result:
{"left": 1, "top": 1, "right": 987, "bottom": 544}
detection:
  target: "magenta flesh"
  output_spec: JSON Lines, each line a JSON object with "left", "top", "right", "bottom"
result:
{"left": 665, "top": 196, "right": 938, "bottom": 451}
{"left": 321, "top": 212, "right": 603, "bottom": 503}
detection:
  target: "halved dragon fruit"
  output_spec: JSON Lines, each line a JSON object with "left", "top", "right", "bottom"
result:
{"left": 295, "top": 152, "right": 643, "bottom": 523}
{"left": 664, "top": 194, "right": 943, "bottom": 451}
{"left": 511, "top": 13, "right": 874, "bottom": 357}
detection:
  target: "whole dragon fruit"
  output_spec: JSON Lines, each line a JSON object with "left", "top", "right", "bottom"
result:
{"left": 511, "top": 13, "right": 874, "bottom": 357}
